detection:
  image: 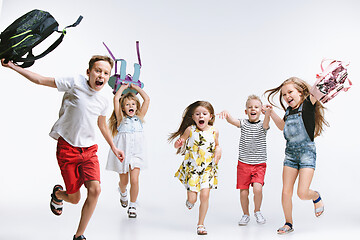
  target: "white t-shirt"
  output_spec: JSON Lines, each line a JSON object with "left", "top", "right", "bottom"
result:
{"left": 49, "top": 75, "right": 109, "bottom": 147}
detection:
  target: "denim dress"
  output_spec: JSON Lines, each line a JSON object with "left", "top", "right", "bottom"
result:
{"left": 283, "top": 103, "right": 316, "bottom": 169}
{"left": 106, "top": 116, "right": 146, "bottom": 174}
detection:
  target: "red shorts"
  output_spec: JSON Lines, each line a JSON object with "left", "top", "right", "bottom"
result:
{"left": 56, "top": 137, "right": 100, "bottom": 194}
{"left": 236, "top": 161, "right": 266, "bottom": 189}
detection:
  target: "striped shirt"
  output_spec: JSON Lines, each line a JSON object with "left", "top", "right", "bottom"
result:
{"left": 238, "top": 119, "right": 268, "bottom": 165}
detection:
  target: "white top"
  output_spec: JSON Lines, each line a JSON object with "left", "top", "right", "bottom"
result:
{"left": 49, "top": 75, "right": 109, "bottom": 147}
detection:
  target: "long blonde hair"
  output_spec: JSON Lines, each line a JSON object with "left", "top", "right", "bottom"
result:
{"left": 108, "top": 92, "right": 142, "bottom": 137}
{"left": 168, "top": 101, "right": 215, "bottom": 155}
{"left": 264, "top": 77, "right": 329, "bottom": 138}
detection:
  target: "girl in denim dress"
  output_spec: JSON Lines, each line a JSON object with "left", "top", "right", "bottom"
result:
{"left": 106, "top": 83, "right": 150, "bottom": 218}
{"left": 264, "top": 77, "right": 328, "bottom": 234}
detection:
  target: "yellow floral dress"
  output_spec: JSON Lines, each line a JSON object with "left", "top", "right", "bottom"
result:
{"left": 175, "top": 125, "right": 218, "bottom": 192}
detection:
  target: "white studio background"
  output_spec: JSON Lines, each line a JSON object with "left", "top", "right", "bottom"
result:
{"left": 0, "top": 1, "right": 359, "bottom": 240}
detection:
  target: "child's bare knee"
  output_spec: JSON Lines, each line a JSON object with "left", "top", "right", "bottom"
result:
{"left": 130, "top": 177, "right": 139, "bottom": 187}
{"left": 240, "top": 189, "right": 249, "bottom": 197}
{"left": 199, "top": 191, "right": 210, "bottom": 203}
{"left": 87, "top": 184, "right": 101, "bottom": 198}
{"left": 297, "top": 190, "right": 308, "bottom": 200}
{"left": 68, "top": 194, "right": 81, "bottom": 204}
{"left": 252, "top": 183, "right": 263, "bottom": 195}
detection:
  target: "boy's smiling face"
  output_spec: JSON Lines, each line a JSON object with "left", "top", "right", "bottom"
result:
{"left": 245, "top": 99, "right": 262, "bottom": 122}
{"left": 87, "top": 60, "right": 112, "bottom": 91}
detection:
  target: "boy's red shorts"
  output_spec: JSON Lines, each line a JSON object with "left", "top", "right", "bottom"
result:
{"left": 56, "top": 137, "right": 100, "bottom": 194}
{"left": 236, "top": 161, "right": 266, "bottom": 189}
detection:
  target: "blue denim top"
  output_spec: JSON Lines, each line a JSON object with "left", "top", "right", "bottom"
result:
{"left": 117, "top": 116, "right": 143, "bottom": 133}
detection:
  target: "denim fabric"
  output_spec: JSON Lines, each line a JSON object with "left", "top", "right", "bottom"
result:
{"left": 283, "top": 104, "right": 316, "bottom": 169}
{"left": 117, "top": 116, "right": 143, "bottom": 133}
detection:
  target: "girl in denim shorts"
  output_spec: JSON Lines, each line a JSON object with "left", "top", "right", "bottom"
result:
{"left": 264, "top": 77, "right": 328, "bottom": 234}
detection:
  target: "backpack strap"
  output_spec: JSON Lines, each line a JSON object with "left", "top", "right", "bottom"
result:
{"left": 136, "top": 41, "right": 141, "bottom": 67}
{"left": 16, "top": 15, "right": 83, "bottom": 68}
{"left": 132, "top": 41, "right": 141, "bottom": 82}
{"left": 102, "top": 42, "right": 116, "bottom": 61}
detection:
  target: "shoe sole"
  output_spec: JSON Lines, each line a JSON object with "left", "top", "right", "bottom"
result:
{"left": 238, "top": 222, "right": 249, "bottom": 226}
{"left": 277, "top": 228, "right": 294, "bottom": 235}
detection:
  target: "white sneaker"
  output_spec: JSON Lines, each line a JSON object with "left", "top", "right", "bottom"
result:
{"left": 238, "top": 215, "right": 250, "bottom": 226}
{"left": 254, "top": 211, "right": 266, "bottom": 224}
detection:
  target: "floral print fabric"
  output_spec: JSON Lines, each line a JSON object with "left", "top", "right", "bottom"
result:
{"left": 175, "top": 125, "right": 218, "bottom": 192}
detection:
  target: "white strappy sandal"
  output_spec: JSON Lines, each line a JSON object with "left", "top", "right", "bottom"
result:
{"left": 313, "top": 191, "right": 324, "bottom": 217}
{"left": 185, "top": 200, "right": 194, "bottom": 210}
{"left": 197, "top": 225, "right": 207, "bottom": 235}
{"left": 118, "top": 187, "right": 128, "bottom": 208}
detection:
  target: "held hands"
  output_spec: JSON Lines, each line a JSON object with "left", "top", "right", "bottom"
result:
{"left": 262, "top": 104, "right": 272, "bottom": 115}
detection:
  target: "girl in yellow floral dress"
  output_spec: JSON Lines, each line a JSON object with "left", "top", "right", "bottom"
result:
{"left": 169, "top": 101, "right": 221, "bottom": 235}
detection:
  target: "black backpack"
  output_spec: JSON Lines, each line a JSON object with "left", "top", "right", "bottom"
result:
{"left": 0, "top": 9, "right": 83, "bottom": 68}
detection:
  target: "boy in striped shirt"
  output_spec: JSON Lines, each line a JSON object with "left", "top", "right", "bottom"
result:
{"left": 219, "top": 95, "right": 271, "bottom": 226}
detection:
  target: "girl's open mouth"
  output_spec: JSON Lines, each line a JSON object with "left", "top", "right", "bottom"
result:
{"left": 199, "top": 120, "right": 205, "bottom": 124}
{"left": 129, "top": 109, "right": 134, "bottom": 113}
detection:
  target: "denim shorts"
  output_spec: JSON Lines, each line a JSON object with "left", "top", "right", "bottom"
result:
{"left": 283, "top": 143, "right": 316, "bottom": 169}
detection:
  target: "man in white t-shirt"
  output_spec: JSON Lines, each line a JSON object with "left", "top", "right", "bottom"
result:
{"left": 1, "top": 56, "right": 124, "bottom": 240}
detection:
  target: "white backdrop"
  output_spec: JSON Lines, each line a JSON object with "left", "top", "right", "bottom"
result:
{"left": 0, "top": 0, "right": 359, "bottom": 239}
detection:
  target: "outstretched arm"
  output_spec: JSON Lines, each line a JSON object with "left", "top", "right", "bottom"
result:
{"left": 98, "top": 115, "right": 125, "bottom": 162}
{"left": 217, "top": 110, "right": 241, "bottom": 128}
{"left": 131, "top": 84, "right": 150, "bottom": 118}
{"left": 1, "top": 59, "right": 56, "bottom": 88}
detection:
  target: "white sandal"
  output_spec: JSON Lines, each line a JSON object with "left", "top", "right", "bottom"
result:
{"left": 118, "top": 188, "right": 128, "bottom": 208}
{"left": 197, "top": 225, "right": 207, "bottom": 235}
{"left": 186, "top": 200, "right": 194, "bottom": 210}
{"left": 277, "top": 222, "right": 294, "bottom": 235}
{"left": 313, "top": 191, "right": 324, "bottom": 217}
{"left": 128, "top": 206, "right": 137, "bottom": 218}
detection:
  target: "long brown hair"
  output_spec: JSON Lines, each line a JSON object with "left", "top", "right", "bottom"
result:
{"left": 264, "top": 77, "right": 329, "bottom": 138}
{"left": 168, "top": 101, "right": 215, "bottom": 155}
{"left": 108, "top": 92, "right": 142, "bottom": 137}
